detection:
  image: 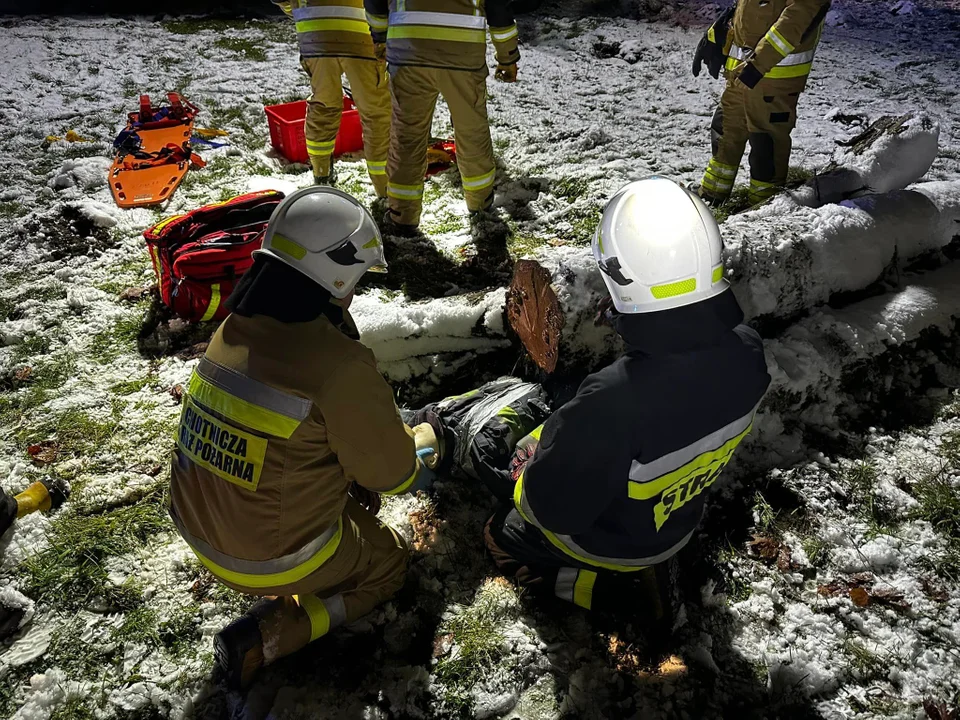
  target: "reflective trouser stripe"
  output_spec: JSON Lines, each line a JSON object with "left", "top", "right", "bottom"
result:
{"left": 461, "top": 168, "right": 496, "bottom": 191}
{"left": 297, "top": 593, "right": 347, "bottom": 641}
{"left": 514, "top": 473, "right": 686, "bottom": 572}
{"left": 389, "top": 10, "right": 487, "bottom": 29}
{"left": 749, "top": 178, "right": 779, "bottom": 203}
{"left": 556, "top": 568, "right": 597, "bottom": 609}
{"left": 306, "top": 138, "right": 336, "bottom": 157}
{"left": 367, "top": 159, "right": 387, "bottom": 176}
{"left": 490, "top": 23, "right": 518, "bottom": 42}
{"left": 200, "top": 283, "right": 221, "bottom": 322}
{"left": 366, "top": 11, "right": 388, "bottom": 30}
{"left": 170, "top": 505, "right": 342, "bottom": 589}
{"left": 190, "top": 358, "right": 312, "bottom": 439}
{"left": 293, "top": 5, "right": 366, "bottom": 20}
{"left": 764, "top": 27, "right": 794, "bottom": 56}
{"left": 701, "top": 158, "right": 737, "bottom": 195}
{"left": 387, "top": 182, "right": 424, "bottom": 199}
{"left": 296, "top": 18, "right": 370, "bottom": 34}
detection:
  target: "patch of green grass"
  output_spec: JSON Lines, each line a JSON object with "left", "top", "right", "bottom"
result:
{"left": 110, "top": 377, "right": 152, "bottom": 396}
{"left": 91, "top": 308, "right": 147, "bottom": 364}
{"left": 802, "top": 536, "right": 829, "bottom": 567}
{"left": 552, "top": 176, "right": 590, "bottom": 200}
{"left": 0, "top": 200, "right": 23, "bottom": 218}
{"left": 940, "top": 429, "right": 960, "bottom": 466}
{"left": 114, "top": 606, "right": 161, "bottom": 646}
{"left": 20, "top": 487, "right": 169, "bottom": 611}
{"left": 19, "top": 406, "right": 118, "bottom": 457}
{"left": 435, "top": 582, "right": 520, "bottom": 713}
{"left": 158, "top": 604, "right": 203, "bottom": 657}
{"left": 844, "top": 460, "right": 898, "bottom": 538}
{"left": 787, "top": 165, "right": 815, "bottom": 184}
{"left": 841, "top": 638, "right": 887, "bottom": 682}
{"left": 711, "top": 187, "right": 752, "bottom": 224}
{"left": 31, "top": 351, "right": 78, "bottom": 391}
{"left": 908, "top": 463, "right": 960, "bottom": 581}
{"left": 50, "top": 698, "right": 98, "bottom": 720}
{"left": 162, "top": 18, "right": 249, "bottom": 35}
{"left": 716, "top": 544, "right": 752, "bottom": 603}
{"left": 508, "top": 234, "right": 549, "bottom": 258}
{"left": 12, "top": 334, "right": 52, "bottom": 362}
{"left": 214, "top": 37, "right": 268, "bottom": 62}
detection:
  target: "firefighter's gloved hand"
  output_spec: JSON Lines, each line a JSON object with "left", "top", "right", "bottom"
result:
{"left": 495, "top": 63, "right": 518, "bottom": 83}
{"left": 410, "top": 448, "right": 437, "bottom": 492}
{"left": 411, "top": 422, "right": 441, "bottom": 469}
{"left": 692, "top": 35, "right": 707, "bottom": 77}
{"left": 509, "top": 427, "right": 542, "bottom": 482}
{"left": 349, "top": 482, "right": 382, "bottom": 515}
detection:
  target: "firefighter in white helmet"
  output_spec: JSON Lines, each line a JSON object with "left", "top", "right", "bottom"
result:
{"left": 169, "top": 187, "right": 440, "bottom": 689}
{"left": 479, "top": 176, "right": 771, "bottom": 621}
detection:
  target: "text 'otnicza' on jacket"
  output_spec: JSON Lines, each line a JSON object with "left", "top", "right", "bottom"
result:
{"left": 727, "top": 0, "right": 831, "bottom": 91}
{"left": 273, "top": 0, "right": 378, "bottom": 60}
{"left": 169, "top": 311, "right": 422, "bottom": 596}
{"left": 363, "top": 0, "right": 520, "bottom": 72}
{"left": 513, "top": 290, "right": 772, "bottom": 572}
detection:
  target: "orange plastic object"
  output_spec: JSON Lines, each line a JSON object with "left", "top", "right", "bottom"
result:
{"left": 265, "top": 96, "right": 363, "bottom": 164}
{"left": 110, "top": 94, "right": 198, "bottom": 209}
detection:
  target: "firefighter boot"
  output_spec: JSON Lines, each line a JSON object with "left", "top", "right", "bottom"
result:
{"left": 213, "top": 614, "right": 264, "bottom": 691}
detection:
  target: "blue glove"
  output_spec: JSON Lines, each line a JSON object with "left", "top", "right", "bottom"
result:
{"left": 409, "top": 448, "right": 437, "bottom": 493}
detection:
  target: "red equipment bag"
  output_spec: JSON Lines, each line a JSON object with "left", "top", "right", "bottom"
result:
{"left": 143, "top": 190, "right": 284, "bottom": 323}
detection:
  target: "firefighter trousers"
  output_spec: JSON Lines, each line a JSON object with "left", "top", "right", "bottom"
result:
{"left": 234, "top": 497, "right": 408, "bottom": 665}
{"left": 302, "top": 56, "right": 391, "bottom": 197}
{"left": 387, "top": 65, "right": 496, "bottom": 227}
{"left": 701, "top": 80, "right": 800, "bottom": 206}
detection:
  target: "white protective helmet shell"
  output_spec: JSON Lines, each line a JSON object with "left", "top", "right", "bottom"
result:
{"left": 593, "top": 177, "right": 729, "bottom": 314}
{"left": 255, "top": 186, "right": 386, "bottom": 298}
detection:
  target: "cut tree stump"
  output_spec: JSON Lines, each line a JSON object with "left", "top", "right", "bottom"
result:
{"left": 507, "top": 259, "right": 565, "bottom": 373}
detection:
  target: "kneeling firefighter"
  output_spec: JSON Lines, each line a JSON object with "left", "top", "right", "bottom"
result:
{"left": 168, "top": 187, "right": 440, "bottom": 689}
{"left": 422, "top": 178, "right": 771, "bottom": 621}
{"left": 695, "top": 0, "right": 831, "bottom": 206}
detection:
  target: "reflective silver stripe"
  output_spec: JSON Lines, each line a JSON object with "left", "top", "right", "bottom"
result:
{"left": 517, "top": 483, "right": 694, "bottom": 568}
{"left": 196, "top": 358, "right": 312, "bottom": 422}
{"left": 169, "top": 503, "right": 339, "bottom": 576}
{"left": 366, "top": 12, "right": 388, "bottom": 30}
{"left": 323, "top": 594, "right": 348, "bottom": 629}
{"left": 389, "top": 10, "right": 487, "bottom": 29}
{"left": 490, "top": 24, "right": 518, "bottom": 41}
{"left": 292, "top": 5, "right": 365, "bottom": 20}
{"left": 629, "top": 405, "right": 758, "bottom": 485}
{"left": 555, "top": 568, "right": 577, "bottom": 603}
{"left": 728, "top": 42, "right": 816, "bottom": 68}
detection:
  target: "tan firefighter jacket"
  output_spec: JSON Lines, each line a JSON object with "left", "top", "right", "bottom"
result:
{"left": 169, "top": 309, "right": 424, "bottom": 594}
{"left": 725, "top": 0, "right": 831, "bottom": 92}
{"left": 273, "top": 0, "right": 377, "bottom": 60}
{"left": 363, "top": 0, "right": 520, "bottom": 72}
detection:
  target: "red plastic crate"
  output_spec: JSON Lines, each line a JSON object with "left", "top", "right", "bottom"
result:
{"left": 264, "top": 96, "right": 363, "bottom": 164}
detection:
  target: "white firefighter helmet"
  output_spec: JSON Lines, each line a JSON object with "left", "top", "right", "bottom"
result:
{"left": 593, "top": 177, "right": 729, "bottom": 314}
{"left": 255, "top": 186, "right": 386, "bottom": 298}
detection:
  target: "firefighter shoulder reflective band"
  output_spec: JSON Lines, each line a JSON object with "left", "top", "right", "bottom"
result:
{"left": 177, "top": 398, "right": 267, "bottom": 491}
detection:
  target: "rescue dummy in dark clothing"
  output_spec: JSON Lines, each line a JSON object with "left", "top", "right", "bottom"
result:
{"left": 414, "top": 177, "right": 770, "bottom": 623}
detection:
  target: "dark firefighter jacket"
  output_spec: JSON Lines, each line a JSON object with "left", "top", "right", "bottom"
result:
{"left": 513, "top": 289, "right": 771, "bottom": 571}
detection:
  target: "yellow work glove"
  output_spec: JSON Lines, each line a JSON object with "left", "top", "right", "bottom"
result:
{"left": 411, "top": 422, "right": 440, "bottom": 469}
{"left": 495, "top": 63, "right": 518, "bottom": 83}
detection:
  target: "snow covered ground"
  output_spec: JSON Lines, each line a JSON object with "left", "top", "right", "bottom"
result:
{"left": 2, "top": 1, "right": 960, "bottom": 718}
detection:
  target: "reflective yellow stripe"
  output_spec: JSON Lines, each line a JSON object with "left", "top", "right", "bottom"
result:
{"left": 490, "top": 24, "right": 518, "bottom": 41}
{"left": 763, "top": 62, "right": 812, "bottom": 79}
{"left": 382, "top": 457, "right": 421, "bottom": 495}
{"left": 513, "top": 475, "right": 645, "bottom": 573}
{"left": 296, "top": 18, "right": 370, "bottom": 33}
{"left": 387, "top": 182, "right": 424, "bottom": 200}
{"left": 188, "top": 372, "right": 303, "bottom": 439}
{"left": 367, "top": 160, "right": 387, "bottom": 176}
{"left": 387, "top": 25, "right": 486, "bottom": 43}
{"left": 765, "top": 27, "right": 794, "bottom": 56}
{"left": 151, "top": 213, "right": 184, "bottom": 234}
{"left": 366, "top": 11, "right": 388, "bottom": 30}
{"left": 651, "top": 278, "right": 696, "bottom": 300}
{"left": 707, "top": 159, "right": 737, "bottom": 178}
{"left": 712, "top": 266, "right": 724, "bottom": 284}
{"left": 200, "top": 283, "right": 221, "bottom": 322}
{"left": 297, "top": 593, "right": 331, "bottom": 641}
{"left": 573, "top": 570, "right": 596, "bottom": 610}
{"left": 191, "top": 517, "right": 343, "bottom": 589}
{"left": 462, "top": 168, "right": 496, "bottom": 191}
{"left": 628, "top": 424, "right": 753, "bottom": 501}
{"left": 707, "top": 26, "right": 715, "bottom": 43}
{"left": 271, "top": 233, "right": 308, "bottom": 261}
{"left": 306, "top": 139, "right": 336, "bottom": 149}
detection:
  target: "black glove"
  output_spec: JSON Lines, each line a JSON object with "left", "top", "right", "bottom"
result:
{"left": 349, "top": 482, "right": 382, "bottom": 515}
{"left": 692, "top": 34, "right": 708, "bottom": 78}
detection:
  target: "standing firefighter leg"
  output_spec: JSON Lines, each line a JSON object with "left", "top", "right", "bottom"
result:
{"left": 387, "top": 66, "right": 439, "bottom": 228}
{"left": 438, "top": 69, "right": 496, "bottom": 214}
{"left": 302, "top": 57, "right": 346, "bottom": 183}
{"left": 745, "top": 90, "right": 800, "bottom": 205}
{"left": 342, "top": 58, "right": 392, "bottom": 198}
{"left": 214, "top": 498, "right": 408, "bottom": 689}
{"left": 700, "top": 82, "right": 750, "bottom": 204}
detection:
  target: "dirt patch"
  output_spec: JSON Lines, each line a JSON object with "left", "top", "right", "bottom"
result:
{"left": 17, "top": 204, "right": 115, "bottom": 262}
